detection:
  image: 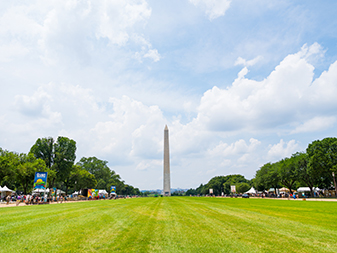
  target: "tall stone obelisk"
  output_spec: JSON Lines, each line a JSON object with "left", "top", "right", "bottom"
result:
{"left": 163, "top": 125, "right": 171, "bottom": 196}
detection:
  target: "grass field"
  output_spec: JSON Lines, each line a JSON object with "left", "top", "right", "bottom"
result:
{"left": 1, "top": 197, "right": 337, "bottom": 253}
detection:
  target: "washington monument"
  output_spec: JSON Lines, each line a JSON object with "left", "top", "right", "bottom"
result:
{"left": 163, "top": 125, "right": 171, "bottom": 196}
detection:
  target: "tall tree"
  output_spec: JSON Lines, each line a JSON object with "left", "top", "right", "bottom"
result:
{"left": 255, "top": 163, "right": 280, "bottom": 194}
{"left": 69, "top": 165, "right": 97, "bottom": 191}
{"left": 30, "top": 137, "right": 56, "bottom": 190}
{"left": 30, "top": 137, "right": 54, "bottom": 168}
{"left": 236, "top": 182, "right": 250, "bottom": 193}
{"left": 278, "top": 157, "right": 298, "bottom": 194}
{"left": 54, "top": 137, "right": 76, "bottom": 195}
{"left": 293, "top": 152, "right": 316, "bottom": 196}
{"left": 222, "top": 175, "right": 250, "bottom": 195}
{"left": 0, "top": 148, "right": 19, "bottom": 190}
{"left": 307, "top": 138, "right": 337, "bottom": 195}
{"left": 77, "top": 157, "right": 120, "bottom": 192}
{"left": 16, "top": 153, "right": 47, "bottom": 194}
{"left": 30, "top": 136, "right": 76, "bottom": 195}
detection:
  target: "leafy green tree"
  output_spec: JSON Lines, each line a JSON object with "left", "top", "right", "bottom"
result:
{"left": 96, "top": 179, "right": 107, "bottom": 189}
{"left": 30, "top": 136, "right": 76, "bottom": 195}
{"left": 142, "top": 191, "right": 150, "bottom": 197}
{"left": 45, "top": 168, "right": 57, "bottom": 189}
{"left": 69, "top": 165, "right": 97, "bottom": 191}
{"left": 107, "top": 172, "right": 123, "bottom": 193}
{"left": 54, "top": 137, "right": 76, "bottom": 195}
{"left": 255, "top": 163, "right": 280, "bottom": 194}
{"left": 0, "top": 148, "right": 20, "bottom": 190}
{"left": 196, "top": 184, "right": 205, "bottom": 195}
{"left": 222, "top": 175, "right": 250, "bottom": 195}
{"left": 278, "top": 157, "right": 298, "bottom": 194}
{"left": 236, "top": 182, "right": 250, "bottom": 193}
{"left": 204, "top": 176, "right": 227, "bottom": 195}
{"left": 0, "top": 148, "right": 19, "bottom": 190}
{"left": 185, "top": 188, "right": 198, "bottom": 196}
{"left": 30, "top": 137, "right": 54, "bottom": 168}
{"left": 16, "top": 153, "right": 47, "bottom": 194}
{"left": 77, "top": 156, "right": 122, "bottom": 192}
{"left": 133, "top": 188, "right": 141, "bottom": 196}
{"left": 53, "top": 136, "right": 76, "bottom": 194}
{"left": 186, "top": 175, "right": 251, "bottom": 196}
{"left": 307, "top": 138, "right": 337, "bottom": 195}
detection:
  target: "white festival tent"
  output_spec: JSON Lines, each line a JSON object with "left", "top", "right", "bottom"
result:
{"left": 244, "top": 187, "right": 257, "bottom": 194}
{"left": 0, "top": 185, "right": 15, "bottom": 199}
{"left": 99, "top": 190, "right": 108, "bottom": 196}
{"left": 0, "top": 186, "right": 15, "bottom": 192}
{"left": 32, "top": 188, "right": 65, "bottom": 194}
{"left": 297, "top": 187, "right": 320, "bottom": 192}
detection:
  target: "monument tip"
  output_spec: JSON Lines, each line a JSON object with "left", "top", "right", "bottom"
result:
{"left": 164, "top": 125, "right": 168, "bottom": 130}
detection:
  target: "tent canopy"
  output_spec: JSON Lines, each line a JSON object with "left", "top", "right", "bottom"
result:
{"left": 32, "top": 188, "right": 65, "bottom": 194}
{"left": 99, "top": 190, "right": 108, "bottom": 194}
{"left": 0, "top": 185, "right": 15, "bottom": 192}
{"left": 297, "top": 187, "right": 320, "bottom": 192}
{"left": 244, "top": 187, "right": 256, "bottom": 194}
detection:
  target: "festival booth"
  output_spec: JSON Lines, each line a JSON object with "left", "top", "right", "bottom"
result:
{"left": 72, "top": 191, "right": 79, "bottom": 196}
{"left": 110, "top": 186, "right": 117, "bottom": 198}
{"left": 244, "top": 187, "right": 257, "bottom": 196}
{"left": 297, "top": 187, "right": 321, "bottom": 197}
{"left": 32, "top": 188, "right": 65, "bottom": 195}
{"left": 82, "top": 189, "right": 109, "bottom": 200}
{"left": 279, "top": 187, "right": 290, "bottom": 193}
{"left": 297, "top": 187, "right": 320, "bottom": 192}
{"left": 0, "top": 185, "right": 15, "bottom": 200}
{"left": 99, "top": 190, "right": 108, "bottom": 198}
{"left": 88, "top": 189, "right": 99, "bottom": 199}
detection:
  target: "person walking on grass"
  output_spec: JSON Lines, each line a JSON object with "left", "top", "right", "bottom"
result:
{"left": 16, "top": 195, "right": 21, "bottom": 206}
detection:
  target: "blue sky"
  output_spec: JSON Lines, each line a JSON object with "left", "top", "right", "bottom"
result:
{"left": 1, "top": 0, "right": 337, "bottom": 190}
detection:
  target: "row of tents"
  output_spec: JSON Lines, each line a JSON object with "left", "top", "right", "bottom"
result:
{"left": 1, "top": 186, "right": 66, "bottom": 199}
{"left": 244, "top": 187, "right": 321, "bottom": 195}
{"left": 72, "top": 190, "right": 109, "bottom": 196}
{"left": 1, "top": 186, "right": 111, "bottom": 199}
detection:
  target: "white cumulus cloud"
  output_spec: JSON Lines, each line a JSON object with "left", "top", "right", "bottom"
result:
{"left": 235, "top": 56, "right": 263, "bottom": 67}
{"left": 189, "top": 0, "right": 231, "bottom": 20}
{"left": 267, "top": 139, "right": 299, "bottom": 161}
{"left": 0, "top": 1, "right": 158, "bottom": 65}
{"left": 196, "top": 43, "right": 337, "bottom": 134}
{"left": 89, "top": 95, "right": 166, "bottom": 163}
{"left": 291, "top": 116, "right": 336, "bottom": 134}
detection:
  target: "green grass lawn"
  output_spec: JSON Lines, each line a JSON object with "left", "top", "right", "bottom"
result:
{"left": 1, "top": 197, "right": 337, "bottom": 253}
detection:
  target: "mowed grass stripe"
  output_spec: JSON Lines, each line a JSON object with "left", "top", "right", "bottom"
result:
{"left": 1, "top": 197, "right": 337, "bottom": 253}
{"left": 178, "top": 198, "right": 337, "bottom": 252}
{"left": 154, "top": 197, "right": 254, "bottom": 252}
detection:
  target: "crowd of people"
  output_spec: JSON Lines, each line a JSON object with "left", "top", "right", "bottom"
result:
{"left": 2, "top": 194, "right": 66, "bottom": 206}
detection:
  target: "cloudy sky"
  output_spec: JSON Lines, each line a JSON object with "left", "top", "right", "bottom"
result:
{"left": 1, "top": 0, "right": 337, "bottom": 190}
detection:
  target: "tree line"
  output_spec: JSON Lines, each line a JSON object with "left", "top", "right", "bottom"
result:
{"left": 185, "top": 137, "right": 337, "bottom": 197}
{"left": 255, "top": 137, "right": 337, "bottom": 197}
{"left": 185, "top": 174, "right": 251, "bottom": 196}
{"left": 0, "top": 136, "right": 141, "bottom": 196}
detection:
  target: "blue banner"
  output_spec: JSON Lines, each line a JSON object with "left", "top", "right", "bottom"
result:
{"left": 34, "top": 172, "right": 48, "bottom": 189}
{"left": 110, "top": 186, "right": 116, "bottom": 193}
